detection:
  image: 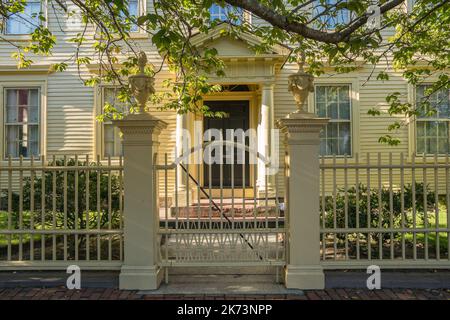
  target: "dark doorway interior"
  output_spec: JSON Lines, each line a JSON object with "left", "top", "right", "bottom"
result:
{"left": 203, "top": 100, "right": 250, "bottom": 187}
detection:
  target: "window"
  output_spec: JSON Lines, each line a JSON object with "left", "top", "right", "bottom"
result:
{"left": 4, "top": 88, "right": 40, "bottom": 158}
{"left": 416, "top": 85, "right": 450, "bottom": 154}
{"left": 121, "top": 0, "right": 139, "bottom": 32}
{"left": 209, "top": 4, "right": 244, "bottom": 25}
{"left": 4, "top": 0, "right": 41, "bottom": 35}
{"left": 102, "top": 88, "right": 126, "bottom": 158}
{"left": 315, "top": 85, "right": 352, "bottom": 156}
{"left": 313, "top": 0, "right": 350, "bottom": 29}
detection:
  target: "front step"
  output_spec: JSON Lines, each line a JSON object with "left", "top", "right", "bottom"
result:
{"left": 169, "top": 204, "right": 282, "bottom": 218}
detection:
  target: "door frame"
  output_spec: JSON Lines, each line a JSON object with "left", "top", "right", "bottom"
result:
{"left": 191, "top": 91, "right": 259, "bottom": 196}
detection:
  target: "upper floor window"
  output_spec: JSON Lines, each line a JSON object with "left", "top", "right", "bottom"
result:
{"left": 120, "top": 0, "right": 139, "bottom": 32}
{"left": 4, "top": 0, "right": 41, "bottom": 35}
{"left": 4, "top": 88, "right": 40, "bottom": 158}
{"left": 416, "top": 85, "right": 450, "bottom": 154}
{"left": 315, "top": 85, "right": 352, "bottom": 156}
{"left": 313, "top": 0, "right": 350, "bottom": 30}
{"left": 102, "top": 87, "right": 126, "bottom": 158}
{"left": 209, "top": 3, "right": 244, "bottom": 25}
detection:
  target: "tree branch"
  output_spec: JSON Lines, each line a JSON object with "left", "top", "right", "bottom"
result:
{"left": 224, "top": 0, "right": 405, "bottom": 43}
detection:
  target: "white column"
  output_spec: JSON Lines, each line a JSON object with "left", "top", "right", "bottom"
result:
{"left": 175, "top": 113, "right": 189, "bottom": 206}
{"left": 113, "top": 113, "right": 167, "bottom": 290}
{"left": 277, "top": 113, "right": 328, "bottom": 290}
{"left": 257, "top": 83, "right": 275, "bottom": 197}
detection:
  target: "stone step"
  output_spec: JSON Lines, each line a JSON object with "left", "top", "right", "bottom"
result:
{"left": 169, "top": 205, "right": 283, "bottom": 218}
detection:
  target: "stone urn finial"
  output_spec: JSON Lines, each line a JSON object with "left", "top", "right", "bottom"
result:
{"left": 129, "top": 51, "right": 155, "bottom": 114}
{"left": 288, "top": 51, "right": 314, "bottom": 116}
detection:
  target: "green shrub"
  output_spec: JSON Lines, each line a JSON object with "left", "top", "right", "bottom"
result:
{"left": 0, "top": 159, "right": 122, "bottom": 230}
{"left": 320, "top": 182, "right": 436, "bottom": 240}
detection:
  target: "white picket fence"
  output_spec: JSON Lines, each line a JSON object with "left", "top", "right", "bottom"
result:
{"left": 1, "top": 151, "right": 449, "bottom": 271}
{"left": 320, "top": 152, "right": 450, "bottom": 268}
{"left": 0, "top": 155, "right": 124, "bottom": 269}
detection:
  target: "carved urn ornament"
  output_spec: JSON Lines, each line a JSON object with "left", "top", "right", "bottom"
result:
{"left": 288, "top": 51, "right": 314, "bottom": 116}
{"left": 129, "top": 51, "right": 155, "bottom": 114}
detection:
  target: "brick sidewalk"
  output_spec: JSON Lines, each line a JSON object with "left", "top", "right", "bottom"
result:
{"left": 0, "top": 287, "right": 449, "bottom": 300}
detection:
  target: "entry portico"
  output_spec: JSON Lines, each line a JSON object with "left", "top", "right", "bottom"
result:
{"left": 175, "top": 25, "right": 291, "bottom": 199}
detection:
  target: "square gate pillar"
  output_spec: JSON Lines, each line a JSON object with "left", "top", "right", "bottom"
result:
{"left": 277, "top": 113, "right": 329, "bottom": 290}
{"left": 113, "top": 113, "right": 167, "bottom": 290}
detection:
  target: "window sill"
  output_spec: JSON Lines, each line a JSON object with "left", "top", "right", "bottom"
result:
{"left": 1, "top": 34, "right": 33, "bottom": 42}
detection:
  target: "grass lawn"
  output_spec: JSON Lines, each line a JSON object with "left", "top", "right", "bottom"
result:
{"left": 404, "top": 204, "right": 449, "bottom": 251}
{"left": 0, "top": 210, "right": 120, "bottom": 247}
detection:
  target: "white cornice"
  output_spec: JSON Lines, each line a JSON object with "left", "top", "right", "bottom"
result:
{"left": 0, "top": 64, "right": 56, "bottom": 75}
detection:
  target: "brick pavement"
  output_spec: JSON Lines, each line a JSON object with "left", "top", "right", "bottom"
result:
{"left": 0, "top": 287, "right": 449, "bottom": 300}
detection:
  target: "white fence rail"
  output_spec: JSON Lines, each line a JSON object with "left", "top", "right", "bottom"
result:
{"left": 320, "top": 152, "right": 450, "bottom": 269}
{"left": 0, "top": 155, "right": 124, "bottom": 269}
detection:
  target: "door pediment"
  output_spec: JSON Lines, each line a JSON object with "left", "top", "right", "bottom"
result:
{"left": 191, "top": 23, "right": 290, "bottom": 59}
{"left": 191, "top": 24, "right": 291, "bottom": 82}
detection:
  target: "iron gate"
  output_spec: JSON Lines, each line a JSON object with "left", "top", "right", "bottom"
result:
{"left": 155, "top": 142, "right": 287, "bottom": 282}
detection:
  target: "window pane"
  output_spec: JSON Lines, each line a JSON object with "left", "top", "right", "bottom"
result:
{"left": 327, "top": 87, "right": 338, "bottom": 102}
{"left": 104, "top": 124, "right": 121, "bottom": 157}
{"left": 339, "top": 102, "right": 350, "bottom": 119}
{"left": 6, "top": 107, "right": 17, "bottom": 123}
{"left": 417, "top": 85, "right": 450, "bottom": 119}
{"left": 209, "top": 4, "right": 243, "bottom": 24}
{"left": 5, "top": 1, "right": 40, "bottom": 34}
{"left": 327, "top": 122, "right": 338, "bottom": 139}
{"left": 6, "top": 126, "right": 19, "bottom": 157}
{"left": 438, "top": 122, "right": 448, "bottom": 137}
{"left": 328, "top": 102, "right": 338, "bottom": 119}
{"left": 104, "top": 124, "right": 115, "bottom": 141}
{"left": 29, "top": 106, "right": 39, "bottom": 123}
{"left": 4, "top": 88, "right": 40, "bottom": 157}
{"left": 417, "top": 137, "right": 425, "bottom": 154}
{"left": 18, "top": 106, "right": 28, "bottom": 122}
{"left": 417, "top": 121, "right": 425, "bottom": 137}
{"left": 319, "top": 113, "right": 352, "bottom": 154}
{"left": 316, "top": 86, "right": 326, "bottom": 102}
{"left": 18, "top": 89, "right": 29, "bottom": 105}
{"left": 338, "top": 86, "right": 350, "bottom": 102}
{"left": 338, "top": 123, "right": 351, "bottom": 155}
{"left": 427, "top": 138, "right": 437, "bottom": 154}
{"left": 315, "top": 85, "right": 351, "bottom": 120}
{"left": 6, "top": 89, "right": 17, "bottom": 106}
{"left": 438, "top": 139, "right": 449, "bottom": 154}
{"left": 29, "top": 125, "right": 39, "bottom": 142}
{"left": 104, "top": 87, "right": 127, "bottom": 113}
{"left": 316, "top": 103, "right": 326, "bottom": 117}
{"left": 103, "top": 88, "right": 126, "bottom": 157}
{"left": 29, "top": 89, "right": 39, "bottom": 106}
{"left": 426, "top": 121, "right": 437, "bottom": 136}
{"left": 313, "top": 0, "right": 350, "bottom": 29}
{"left": 128, "top": 0, "right": 139, "bottom": 32}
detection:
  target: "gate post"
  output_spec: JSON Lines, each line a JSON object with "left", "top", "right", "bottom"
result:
{"left": 114, "top": 113, "right": 167, "bottom": 290}
{"left": 277, "top": 114, "right": 328, "bottom": 289}
{"left": 277, "top": 53, "right": 329, "bottom": 289}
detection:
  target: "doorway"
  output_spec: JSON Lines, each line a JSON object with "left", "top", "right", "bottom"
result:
{"left": 203, "top": 100, "right": 250, "bottom": 188}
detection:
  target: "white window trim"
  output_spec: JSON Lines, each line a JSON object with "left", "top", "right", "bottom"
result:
{"left": 1, "top": 0, "right": 48, "bottom": 40}
{"left": 0, "top": 80, "right": 47, "bottom": 161}
{"left": 308, "top": 77, "right": 360, "bottom": 160}
{"left": 409, "top": 83, "right": 450, "bottom": 158}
